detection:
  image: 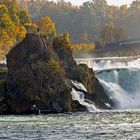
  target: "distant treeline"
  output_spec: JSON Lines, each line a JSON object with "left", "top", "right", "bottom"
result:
{"left": 25, "top": 0, "right": 140, "bottom": 48}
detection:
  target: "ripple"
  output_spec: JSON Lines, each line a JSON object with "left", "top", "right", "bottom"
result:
{"left": 0, "top": 110, "right": 140, "bottom": 139}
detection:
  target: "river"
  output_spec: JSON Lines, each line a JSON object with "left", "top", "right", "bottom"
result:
{"left": 1, "top": 56, "right": 140, "bottom": 139}
{"left": 0, "top": 110, "right": 140, "bottom": 139}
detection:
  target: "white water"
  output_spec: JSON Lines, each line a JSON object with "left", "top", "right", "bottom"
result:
{"left": 76, "top": 56, "right": 140, "bottom": 71}
{"left": 71, "top": 81, "right": 98, "bottom": 112}
{"left": 75, "top": 56, "right": 140, "bottom": 109}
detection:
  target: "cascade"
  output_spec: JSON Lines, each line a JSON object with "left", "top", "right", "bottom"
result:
{"left": 75, "top": 56, "right": 140, "bottom": 109}
{"left": 71, "top": 81, "right": 99, "bottom": 112}
{"left": 76, "top": 56, "right": 140, "bottom": 71}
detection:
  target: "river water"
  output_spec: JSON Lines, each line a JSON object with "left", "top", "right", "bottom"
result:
{"left": 1, "top": 56, "right": 140, "bottom": 139}
{"left": 0, "top": 110, "right": 140, "bottom": 140}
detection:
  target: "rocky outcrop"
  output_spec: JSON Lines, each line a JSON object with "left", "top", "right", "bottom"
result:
{"left": 4, "top": 33, "right": 114, "bottom": 114}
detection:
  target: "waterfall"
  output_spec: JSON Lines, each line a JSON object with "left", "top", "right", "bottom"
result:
{"left": 75, "top": 56, "right": 140, "bottom": 109}
{"left": 76, "top": 56, "right": 140, "bottom": 71}
{"left": 71, "top": 81, "right": 99, "bottom": 112}
{"left": 97, "top": 69, "right": 140, "bottom": 109}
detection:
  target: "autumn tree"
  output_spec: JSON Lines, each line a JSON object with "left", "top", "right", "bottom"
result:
{"left": 0, "top": 4, "right": 17, "bottom": 58}
{"left": 0, "top": 0, "right": 33, "bottom": 59}
{"left": 36, "top": 16, "right": 56, "bottom": 38}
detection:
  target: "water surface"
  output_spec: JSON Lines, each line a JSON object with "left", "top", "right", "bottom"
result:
{"left": 0, "top": 110, "right": 140, "bottom": 140}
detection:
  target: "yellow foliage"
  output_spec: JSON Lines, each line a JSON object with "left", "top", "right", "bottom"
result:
{"left": 36, "top": 16, "right": 56, "bottom": 38}
{"left": 0, "top": 4, "right": 6, "bottom": 9}
{"left": 0, "top": 49, "right": 4, "bottom": 60}
{"left": 0, "top": 1, "right": 32, "bottom": 60}
{"left": 0, "top": 28, "right": 16, "bottom": 59}
{"left": 71, "top": 43, "right": 96, "bottom": 52}
{"left": 24, "top": 22, "right": 37, "bottom": 31}
{"left": 16, "top": 25, "right": 26, "bottom": 41}
{"left": 0, "top": 13, "right": 17, "bottom": 39}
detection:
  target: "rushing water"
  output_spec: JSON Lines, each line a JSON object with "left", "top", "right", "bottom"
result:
{"left": 76, "top": 56, "right": 140, "bottom": 110}
{"left": 71, "top": 80, "right": 98, "bottom": 112}
{"left": 76, "top": 56, "right": 140, "bottom": 71}
{"left": 97, "top": 69, "right": 140, "bottom": 109}
{"left": 0, "top": 110, "right": 140, "bottom": 139}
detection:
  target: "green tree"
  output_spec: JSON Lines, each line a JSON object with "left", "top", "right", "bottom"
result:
{"left": 100, "top": 23, "right": 127, "bottom": 47}
{"left": 100, "top": 23, "right": 114, "bottom": 47}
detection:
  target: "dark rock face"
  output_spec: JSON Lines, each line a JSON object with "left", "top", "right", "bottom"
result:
{"left": 0, "top": 80, "right": 7, "bottom": 114}
{"left": 5, "top": 33, "right": 114, "bottom": 114}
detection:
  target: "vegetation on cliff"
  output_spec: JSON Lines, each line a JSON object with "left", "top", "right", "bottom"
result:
{"left": 0, "top": 32, "right": 114, "bottom": 114}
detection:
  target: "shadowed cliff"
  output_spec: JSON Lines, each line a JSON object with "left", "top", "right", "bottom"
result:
{"left": 0, "top": 33, "right": 114, "bottom": 114}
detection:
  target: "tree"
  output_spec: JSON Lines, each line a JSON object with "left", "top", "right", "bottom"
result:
{"left": 100, "top": 23, "right": 114, "bottom": 47}
{"left": 36, "top": 16, "right": 56, "bottom": 38}
{"left": 0, "top": 13, "right": 17, "bottom": 39}
{"left": 125, "top": 0, "right": 140, "bottom": 38}
{"left": 80, "top": 33, "right": 90, "bottom": 43}
{"left": 19, "top": 10, "right": 30, "bottom": 25}
{"left": 100, "top": 23, "right": 127, "bottom": 47}
{"left": 16, "top": 25, "right": 26, "bottom": 41}
{"left": 0, "top": 0, "right": 32, "bottom": 59}
{"left": 0, "top": 29, "right": 14, "bottom": 59}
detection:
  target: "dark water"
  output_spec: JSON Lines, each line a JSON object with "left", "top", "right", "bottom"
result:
{"left": 0, "top": 110, "right": 140, "bottom": 140}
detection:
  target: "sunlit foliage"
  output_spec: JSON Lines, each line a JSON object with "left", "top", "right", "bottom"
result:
{"left": 36, "top": 16, "right": 56, "bottom": 38}
{"left": 0, "top": 0, "right": 33, "bottom": 59}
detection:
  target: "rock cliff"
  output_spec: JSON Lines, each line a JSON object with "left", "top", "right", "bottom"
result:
{"left": 2, "top": 33, "right": 114, "bottom": 114}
